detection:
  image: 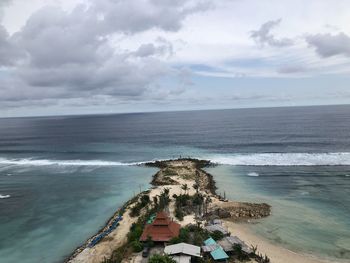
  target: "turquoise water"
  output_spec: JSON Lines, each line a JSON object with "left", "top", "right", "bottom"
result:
{"left": 207, "top": 165, "right": 350, "bottom": 260}
{"left": 0, "top": 165, "right": 156, "bottom": 263}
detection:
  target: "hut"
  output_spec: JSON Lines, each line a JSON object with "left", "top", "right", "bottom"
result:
{"left": 202, "top": 237, "right": 229, "bottom": 261}
{"left": 140, "top": 211, "right": 180, "bottom": 243}
{"left": 164, "top": 243, "right": 201, "bottom": 263}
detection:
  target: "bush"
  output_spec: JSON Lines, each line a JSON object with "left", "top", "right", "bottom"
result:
{"left": 130, "top": 194, "right": 150, "bottom": 217}
{"left": 169, "top": 236, "right": 182, "bottom": 244}
{"left": 179, "top": 228, "right": 190, "bottom": 242}
{"left": 131, "top": 240, "right": 143, "bottom": 252}
{"left": 148, "top": 254, "right": 176, "bottom": 263}
{"left": 211, "top": 230, "right": 224, "bottom": 241}
{"left": 175, "top": 208, "right": 184, "bottom": 221}
{"left": 127, "top": 223, "right": 143, "bottom": 242}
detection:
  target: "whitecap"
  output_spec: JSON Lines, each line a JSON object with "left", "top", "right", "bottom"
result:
{"left": 247, "top": 172, "right": 259, "bottom": 177}
{"left": 209, "top": 152, "right": 350, "bottom": 166}
{"left": 0, "top": 194, "right": 10, "bottom": 199}
{"left": 0, "top": 157, "right": 146, "bottom": 167}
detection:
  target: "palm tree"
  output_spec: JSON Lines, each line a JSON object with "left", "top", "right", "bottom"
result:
{"left": 181, "top": 184, "right": 188, "bottom": 195}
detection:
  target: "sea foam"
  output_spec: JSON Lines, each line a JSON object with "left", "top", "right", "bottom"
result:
{"left": 0, "top": 158, "right": 144, "bottom": 167}
{"left": 209, "top": 152, "right": 350, "bottom": 166}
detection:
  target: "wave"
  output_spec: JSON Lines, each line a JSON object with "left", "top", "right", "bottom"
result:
{"left": 2, "top": 152, "right": 350, "bottom": 168}
{"left": 0, "top": 158, "right": 145, "bottom": 167}
{"left": 247, "top": 172, "right": 259, "bottom": 176}
{"left": 0, "top": 194, "right": 10, "bottom": 199}
{"left": 208, "top": 152, "right": 350, "bottom": 166}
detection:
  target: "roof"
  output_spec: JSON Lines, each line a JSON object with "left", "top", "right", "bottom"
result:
{"left": 210, "top": 246, "right": 229, "bottom": 260}
{"left": 213, "top": 219, "right": 222, "bottom": 225}
{"left": 225, "top": 236, "right": 252, "bottom": 254}
{"left": 205, "top": 224, "right": 229, "bottom": 235}
{"left": 201, "top": 244, "right": 219, "bottom": 253}
{"left": 204, "top": 237, "right": 216, "bottom": 246}
{"left": 164, "top": 243, "right": 201, "bottom": 257}
{"left": 140, "top": 212, "right": 180, "bottom": 242}
{"left": 172, "top": 255, "right": 191, "bottom": 263}
{"left": 203, "top": 237, "right": 229, "bottom": 260}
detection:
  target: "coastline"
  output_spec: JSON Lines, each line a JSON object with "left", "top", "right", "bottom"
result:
{"left": 223, "top": 221, "right": 337, "bottom": 263}
{"left": 66, "top": 158, "right": 339, "bottom": 263}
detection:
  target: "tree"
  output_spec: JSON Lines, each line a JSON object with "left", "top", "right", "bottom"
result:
{"left": 146, "top": 235, "right": 154, "bottom": 248}
{"left": 131, "top": 240, "right": 143, "bottom": 252}
{"left": 153, "top": 196, "right": 158, "bottom": 208}
{"left": 211, "top": 230, "right": 224, "bottom": 241}
{"left": 181, "top": 184, "right": 188, "bottom": 194}
{"left": 148, "top": 254, "right": 176, "bottom": 263}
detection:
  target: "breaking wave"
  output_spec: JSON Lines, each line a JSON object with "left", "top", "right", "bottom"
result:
{"left": 2, "top": 153, "right": 350, "bottom": 168}
{"left": 0, "top": 194, "right": 10, "bottom": 199}
{"left": 247, "top": 172, "right": 259, "bottom": 177}
{"left": 0, "top": 158, "right": 145, "bottom": 167}
{"left": 208, "top": 152, "right": 350, "bottom": 166}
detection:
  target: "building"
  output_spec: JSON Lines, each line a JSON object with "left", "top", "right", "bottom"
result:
{"left": 218, "top": 236, "right": 252, "bottom": 254}
{"left": 202, "top": 237, "right": 229, "bottom": 261}
{"left": 164, "top": 243, "right": 201, "bottom": 263}
{"left": 205, "top": 224, "right": 229, "bottom": 235}
{"left": 140, "top": 211, "right": 181, "bottom": 242}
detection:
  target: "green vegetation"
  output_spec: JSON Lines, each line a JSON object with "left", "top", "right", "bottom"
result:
{"left": 163, "top": 167, "right": 178, "bottom": 176}
{"left": 131, "top": 240, "right": 143, "bottom": 252}
{"left": 211, "top": 230, "right": 224, "bottom": 241}
{"left": 130, "top": 194, "right": 150, "bottom": 217}
{"left": 173, "top": 192, "right": 210, "bottom": 221}
{"left": 148, "top": 254, "right": 177, "bottom": 263}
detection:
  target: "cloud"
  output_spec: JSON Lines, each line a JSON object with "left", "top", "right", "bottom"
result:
{"left": 277, "top": 65, "right": 307, "bottom": 74}
{"left": 0, "top": 25, "right": 23, "bottom": 66}
{"left": 250, "top": 19, "right": 294, "bottom": 47}
{"left": 0, "top": 0, "right": 12, "bottom": 20}
{"left": 0, "top": 0, "right": 211, "bottom": 107}
{"left": 305, "top": 32, "right": 350, "bottom": 58}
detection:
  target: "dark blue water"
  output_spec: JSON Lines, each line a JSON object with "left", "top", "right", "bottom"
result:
{"left": 0, "top": 105, "right": 350, "bottom": 262}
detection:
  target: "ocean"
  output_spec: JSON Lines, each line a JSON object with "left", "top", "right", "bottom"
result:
{"left": 0, "top": 105, "right": 349, "bottom": 263}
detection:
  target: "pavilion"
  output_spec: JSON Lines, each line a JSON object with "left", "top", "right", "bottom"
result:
{"left": 140, "top": 211, "right": 181, "bottom": 242}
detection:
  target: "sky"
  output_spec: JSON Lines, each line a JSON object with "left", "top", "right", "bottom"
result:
{"left": 1, "top": 0, "right": 350, "bottom": 117}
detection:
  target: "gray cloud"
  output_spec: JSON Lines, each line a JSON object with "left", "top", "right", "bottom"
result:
{"left": 0, "top": 0, "right": 211, "bottom": 107}
{"left": 277, "top": 65, "right": 307, "bottom": 74}
{"left": 0, "top": 25, "right": 23, "bottom": 66}
{"left": 305, "top": 32, "right": 350, "bottom": 58}
{"left": 250, "top": 19, "right": 294, "bottom": 47}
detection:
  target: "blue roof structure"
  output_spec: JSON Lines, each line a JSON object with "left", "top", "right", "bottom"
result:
{"left": 203, "top": 237, "right": 229, "bottom": 261}
{"left": 204, "top": 237, "right": 216, "bottom": 246}
{"left": 210, "top": 246, "right": 229, "bottom": 261}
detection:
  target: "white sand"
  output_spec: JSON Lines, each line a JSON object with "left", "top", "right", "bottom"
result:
{"left": 224, "top": 221, "right": 338, "bottom": 263}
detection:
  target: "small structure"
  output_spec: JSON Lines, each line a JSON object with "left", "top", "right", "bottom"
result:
{"left": 164, "top": 243, "right": 201, "bottom": 263}
{"left": 205, "top": 224, "right": 229, "bottom": 235}
{"left": 219, "top": 236, "right": 252, "bottom": 254}
{"left": 203, "top": 237, "right": 229, "bottom": 261}
{"left": 140, "top": 211, "right": 180, "bottom": 242}
{"left": 213, "top": 219, "right": 222, "bottom": 225}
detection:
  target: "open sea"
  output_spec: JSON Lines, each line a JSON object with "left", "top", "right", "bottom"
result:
{"left": 0, "top": 105, "right": 349, "bottom": 263}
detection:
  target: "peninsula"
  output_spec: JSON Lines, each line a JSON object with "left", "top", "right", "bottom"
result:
{"left": 66, "top": 159, "right": 331, "bottom": 263}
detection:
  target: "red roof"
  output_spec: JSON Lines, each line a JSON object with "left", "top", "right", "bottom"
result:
{"left": 140, "top": 211, "right": 180, "bottom": 242}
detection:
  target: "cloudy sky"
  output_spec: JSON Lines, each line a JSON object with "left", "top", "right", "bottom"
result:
{"left": 1, "top": 0, "right": 350, "bottom": 117}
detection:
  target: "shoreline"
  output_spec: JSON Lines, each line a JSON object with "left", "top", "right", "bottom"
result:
{"left": 66, "top": 158, "right": 340, "bottom": 263}
{"left": 223, "top": 221, "right": 341, "bottom": 263}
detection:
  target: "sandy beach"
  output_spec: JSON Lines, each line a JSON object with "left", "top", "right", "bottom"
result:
{"left": 223, "top": 221, "right": 336, "bottom": 263}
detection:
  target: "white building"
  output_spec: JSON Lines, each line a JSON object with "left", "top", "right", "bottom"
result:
{"left": 164, "top": 243, "right": 201, "bottom": 263}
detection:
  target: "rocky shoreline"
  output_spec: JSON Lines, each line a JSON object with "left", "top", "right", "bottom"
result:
{"left": 146, "top": 158, "right": 271, "bottom": 222}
